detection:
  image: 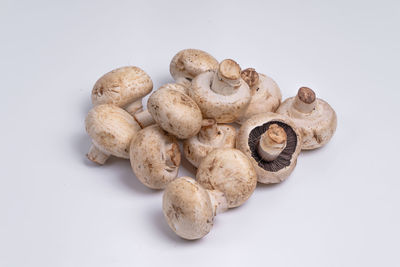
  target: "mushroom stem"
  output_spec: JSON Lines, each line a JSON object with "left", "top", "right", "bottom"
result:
{"left": 87, "top": 144, "right": 110, "bottom": 165}
{"left": 206, "top": 189, "right": 228, "bottom": 215}
{"left": 198, "top": 119, "right": 221, "bottom": 143}
{"left": 133, "top": 109, "right": 155, "bottom": 128}
{"left": 293, "top": 87, "right": 316, "bottom": 113}
{"left": 211, "top": 59, "right": 242, "bottom": 96}
{"left": 257, "top": 124, "right": 287, "bottom": 162}
{"left": 124, "top": 99, "right": 143, "bottom": 116}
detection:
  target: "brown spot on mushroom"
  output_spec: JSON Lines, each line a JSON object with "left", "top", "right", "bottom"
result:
{"left": 298, "top": 87, "right": 316, "bottom": 104}
{"left": 241, "top": 68, "right": 259, "bottom": 88}
{"left": 313, "top": 130, "right": 322, "bottom": 144}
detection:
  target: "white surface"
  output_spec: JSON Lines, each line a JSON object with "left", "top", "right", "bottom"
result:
{"left": 1, "top": 0, "right": 399, "bottom": 266}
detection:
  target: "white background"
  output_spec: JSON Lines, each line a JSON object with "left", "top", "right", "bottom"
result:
{"left": 1, "top": 0, "right": 399, "bottom": 266}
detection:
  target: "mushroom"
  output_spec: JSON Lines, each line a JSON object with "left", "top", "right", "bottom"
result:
{"left": 134, "top": 83, "right": 203, "bottom": 139}
{"left": 236, "top": 68, "right": 282, "bottom": 124}
{"left": 236, "top": 113, "right": 302, "bottom": 184}
{"left": 170, "top": 49, "right": 219, "bottom": 89}
{"left": 163, "top": 148, "right": 257, "bottom": 240}
{"left": 91, "top": 66, "right": 153, "bottom": 116}
{"left": 276, "top": 87, "right": 337, "bottom": 150}
{"left": 183, "top": 119, "right": 236, "bottom": 168}
{"left": 129, "top": 125, "right": 181, "bottom": 189}
{"left": 189, "top": 59, "right": 251, "bottom": 123}
{"left": 85, "top": 104, "right": 141, "bottom": 164}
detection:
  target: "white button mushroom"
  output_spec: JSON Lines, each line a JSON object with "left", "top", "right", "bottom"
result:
{"left": 276, "top": 87, "right": 337, "bottom": 150}
{"left": 170, "top": 49, "right": 219, "bottom": 89}
{"left": 134, "top": 83, "right": 203, "bottom": 139}
{"left": 236, "top": 113, "right": 302, "bottom": 184}
{"left": 85, "top": 104, "right": 141, "bottom": 164}
{"left": 236, "top": 68, "right": 282, "bottom": 124}
{"left": 91, "top": 66, "right": 153, "bottom": 116}
{"left": 129, "top": 125, "right": 181, "bottom": 189}
{"left": 183, "top": 119, "right": 236, "bottom": 168}
{"left": 189, "top": 59, "right": 251, "bottom": 123}
{"left": 163, "top": 148, "right": 257, "bottom": 240}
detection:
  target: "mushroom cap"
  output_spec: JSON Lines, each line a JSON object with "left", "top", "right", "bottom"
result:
{"left": 91, "top": 66, "right": 153, "bottom": 107}
{"left": 196, "top": 148, "right": 257, "bottom": 208}
{"left": 189, "top": 71, "right": 251, "bottom": 123}
{"left": 183, "top": 124, "right": 236, "bottom": 168}
{"left": 129, "top": 125, "right": 181, "bottom": 189}
{"left": 236, "top": 113, "right": 302, "bottom": 184}
{"left": 277, "top": 95, "right": 337, "bottom": 150}
{"left": 147, "top": 85, "right": 203, "bottom": 139}
{"left": 163, "top": 177, "right": 214, "bottom": 240}
{"left": 170, "top": 49, "right": 219, "bottom": 87}
{"left": 85, "top": 104, "right": 141, "bottom": 158}
{"left": 237, "top": 72, "right": 282, "bottom": 124}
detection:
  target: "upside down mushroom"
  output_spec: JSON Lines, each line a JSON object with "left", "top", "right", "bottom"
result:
{"left": 236, "top": 113, "right": 302, "bottom": 184}
{"left": 276, "top": 87, "right": 337, "bottom": 150}
{"left": 163, "top": 148, "right": 257, "bottom": 240}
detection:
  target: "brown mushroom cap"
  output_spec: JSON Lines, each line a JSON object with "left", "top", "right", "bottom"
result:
{"left": 91, "top": 66, "right": 153, "bottom": 108}
{"left": 163, "top": 177, "right": 214, "bottom": 240}
{"left": 183, "top": 119, "right": 236, "bottom": 168}
{"left": 236, "top": 69, "right": 282, "bottom": 124}
{"left": 129, "top": 125, "right": 181, "bottom": 189}
{"left": 170, "top": 49, "right": 219, "bottom": 88}
{"left": 196, "top": 148, "right": 257, "bottom": 208}
{"left": 236, "top": 113, "right": 302, "bottom": 184}
{"left": 189, "top": 62, "right": 251, "bottom": 123}
{"left": 85, "top": 104, "right": 141, "bottom": 159}
{"left": 147, "top": 85, "right": 203, "bottom": 139}
{"left": 276, "top": 87, "right": 337, "bottom": 150}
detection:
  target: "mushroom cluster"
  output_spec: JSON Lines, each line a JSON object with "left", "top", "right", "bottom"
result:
{"left": 84, "top": 48, "right": 337, "bottom": 240}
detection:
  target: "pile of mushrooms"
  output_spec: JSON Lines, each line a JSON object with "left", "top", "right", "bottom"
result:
{"left": 84, "top": 48, "right": 337, "bottom": 240}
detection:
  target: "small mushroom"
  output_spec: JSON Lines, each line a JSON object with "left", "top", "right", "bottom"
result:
{"left": 85, "top": 104, "right": 141, "bottom": 164}
{"left": 236, "top": 113, "right": 302, "bottom": 184}
{"left": 129, "top": 125, "right": 181, "bottom": 189}
{"left": 183, "top": 119, "right": 236, "bottom": 168}
{"left": 189, "top": 59, "right": 251, "bottom": 123}
{"left": 134, "top": 83, "right": 203, "bottom": 139}
{"left": 276, "top": 87, "right": 337, "bottom": 150}
{"left": 163, "top": 148, "right": 257, "bottom": 240}
{"left": 170, "top": 49, "right": 219, "bottom": 89}
{"left": 91, "top": 66, "right": 153, "bottom": 116}
{"left": 236, "top": 68, "right": 282, "bottom": 124}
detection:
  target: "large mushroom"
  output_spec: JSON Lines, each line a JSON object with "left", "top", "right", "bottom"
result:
{"left": 276, "top": 87, "right": 337, "bottom": 150}
{"left": 163, "top": 148, "right": 257, "bottom": 240}
{"left": 129, "top": 125, "right": 181, "bottom": 189}
{"left": 85, "top": 104, "right": 141, "bottom": 164}
{"left": 170, "top": 49, "right": 219, "bottom": 89}
{"left": 133, "top": 83, "right": 203, "bottom": 139}
{"left": 236, "top": 113, "right": 302, "bottom": 184}
{"left": 91, "top": 66, "right": 153, "bottom": 116}
{"left": 189, "top": 59, "right": 251, "bottom": 123}
{"left": 236, "top": 68, "right": 282, "bottom": 124}
{"left": 183, "top": 119, "right": 236, "bottom": 168}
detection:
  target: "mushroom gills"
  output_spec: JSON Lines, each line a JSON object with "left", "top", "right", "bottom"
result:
{"left": 248, "top": 121, "right": 297, "bottom": 172}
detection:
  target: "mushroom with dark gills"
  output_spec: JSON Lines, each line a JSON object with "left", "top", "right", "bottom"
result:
{"left": 183, "top": 119, "right": 236, "bottom": 168}
{"left": 162, "top": 148, "right": 257, "bottom": 240}
{"left": 91, "top": 66, "right": 153, "bottom": 116}
{"left": 129, "top": 125, "right": 181, "bottom": 189}
{"left": 188, "top": 59, "right": 251, "bottom": 123}
{"left": 276, "top": 87, "right": 337, "bottom": 150}
{"left": 169, "top": 49, "right": 219, "bottom": 89}
{"left": 236, "top": 113, "right": 302, "bottom": 184}
{"left": 236, "top": 68, "right": 282, "bottom": 124}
